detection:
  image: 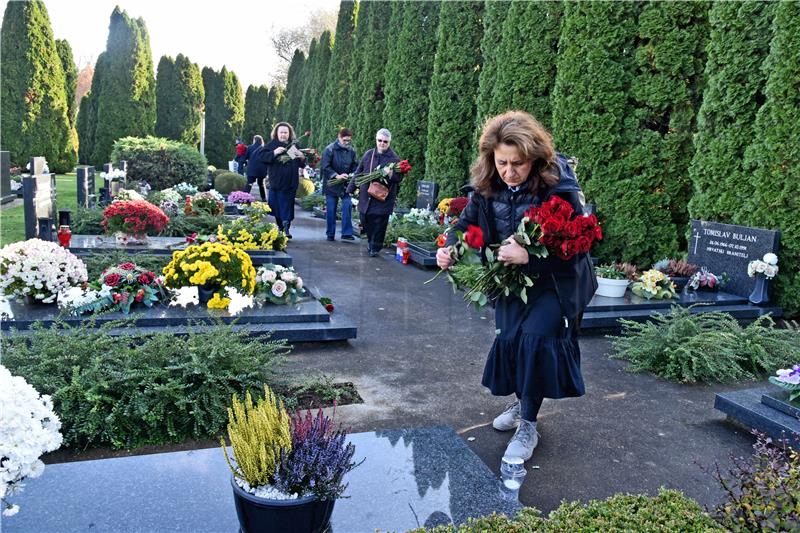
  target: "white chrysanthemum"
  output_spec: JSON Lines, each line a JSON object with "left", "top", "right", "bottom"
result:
{"left": 0, "top": 239, "right": 87, "bottom": 302}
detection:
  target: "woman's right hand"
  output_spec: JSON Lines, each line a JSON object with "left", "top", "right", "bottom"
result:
{"left": 436, "top": 247, "right": 454, "bottom": 270}
{"left": 274, "top": 146, "right": 287, "bottom": 155}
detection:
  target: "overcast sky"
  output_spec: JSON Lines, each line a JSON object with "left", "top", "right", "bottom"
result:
{"left": 1, "top": 0, "right": 340, "bottom": 89}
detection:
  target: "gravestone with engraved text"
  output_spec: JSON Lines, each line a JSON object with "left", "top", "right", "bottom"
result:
{"left": 688, "top": 220, "right": 780, "bottom": 298}
{"left": 416, "top": 180, "right": 439, "bottom": 210}
{"left": 22, "top": 157, "right": 56, "bottom": 240}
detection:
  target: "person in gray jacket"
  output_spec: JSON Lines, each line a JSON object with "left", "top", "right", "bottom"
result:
{"left": 321, "top": 128, "right": 358, "bottom": 241}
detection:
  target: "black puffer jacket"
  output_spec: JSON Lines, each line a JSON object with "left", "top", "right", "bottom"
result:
{"left": 321, "top": 140, "right": 358, "bottom": 197}
{"left": 261, "top": 139, "right": 304, "bottom": 191}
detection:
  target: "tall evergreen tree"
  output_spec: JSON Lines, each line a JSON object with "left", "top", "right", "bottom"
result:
{"left": 243, "top": 85, "right": 271, "bottom": 140}
{"left": 551, "top": 2, "right": 641, "bottom": 263}
{"left": 298, "top": 30, "right": 332, "bottom": 148}
{"left": 319, "top": 1, "right": 358, "bottom": 144}
{"left": 345, "top": 0, "right": 372, "bottom": 150}
{"left": 491, "top": 1, "right": 563, "bottom": 128}
{"left": 0, "top": 0, "right": 73, "bottom": 171}
{"left": 91, "top": 8, "right": 156, "bottom": 166}
{"left": 280, "top": 49, "right": 305, "bottom": 125}
{"left": 77, "top": 52, "right": 107, "bottom": 165}
{"left": 202, "top": 66, "right": 244, "bottom": 167}
{"left": 383, "top": 0, "right": 441, "bottom": 206}
{"left": 296, "top": 38, "right": 318, "bottom": 133}
{"left": 349, "top": 1, "right": 393, "bottom": 151}
{"left": 474, "top": 1, "right": 510, "bottom": 140}
{"left": 267, "top": 86, "right": 284, "bottom": 130}
{"left": 155, "top": 54, "right": 204, "bottom": 146}
{"left": 424, "top": 1, "right": 484, "bottom": 198}
{"left": 688, "top": 1, "right": 776, "bottom": 224}
{"left": 55, "top": 38, "right": 79, "bottom": 169}
{"left": 76, "top": 95, "right": 91, "bottom": 164}
{"left": 744, "top": 0, "right": 800, "bottom": 314}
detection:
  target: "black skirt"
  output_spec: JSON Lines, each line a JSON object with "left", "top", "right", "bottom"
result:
{"left": 481, "top": 288, "right": 585, "bottom": 399}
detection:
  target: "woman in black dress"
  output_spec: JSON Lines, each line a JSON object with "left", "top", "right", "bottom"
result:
{"left": 262, "top": 122, "right": 305, "bottom": 238}
{"left": 436, "top": 111, "right": 597, "bottom": 461}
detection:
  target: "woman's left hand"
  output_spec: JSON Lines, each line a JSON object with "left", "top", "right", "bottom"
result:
{"left": 497, "top": 237, "right": 529, "bottom": 265}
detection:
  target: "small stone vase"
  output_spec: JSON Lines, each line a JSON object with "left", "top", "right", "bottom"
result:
{"left": 748, "top": 275, "right": 771, "bottom": 306}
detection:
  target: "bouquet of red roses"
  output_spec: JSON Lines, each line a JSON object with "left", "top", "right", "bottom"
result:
{"left": 351, "top": 159, "right": 412, "bottom": 187}
{"left": 526, "top": 196, "right": 602, "bottom": 260}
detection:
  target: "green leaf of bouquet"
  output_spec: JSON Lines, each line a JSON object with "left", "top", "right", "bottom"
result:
{"left": 520, "top": 289, "right": 528, "bottom": 304}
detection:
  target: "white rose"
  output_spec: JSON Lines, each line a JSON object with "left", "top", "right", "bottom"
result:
{"left": 280, "top": 272, "right": 295, "bottom": 283}
{"left": 763, "top": 253, "right": 778, "bottom": 265}
{"left": 260, "top": 269, "right": 277, "bottom": 283}
{"left": 295, "top": 277, "right": 303, "bottom": 289}
{"left": 271, "top": 280, "right": 287, "bottom": 297}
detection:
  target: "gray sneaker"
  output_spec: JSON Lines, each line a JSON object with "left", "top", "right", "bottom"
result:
{"left": 492, "top": 400, "right": 521, "bottom": 431}
{"left": 503, "top": 420, "right": 539, "bottom": 461}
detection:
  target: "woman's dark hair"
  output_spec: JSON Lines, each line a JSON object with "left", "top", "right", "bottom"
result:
{"left": 270, "top": 122, "right": 296, "bottom": 141}
{"left": 471, "top": 110, "right": 559, "bottom": 197}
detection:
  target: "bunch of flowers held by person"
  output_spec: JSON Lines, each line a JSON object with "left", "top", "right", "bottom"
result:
{"left": 276, "top": 131, "right": 313, "bottom": 164}
{"left": 747, "top": 253, "right": 779, "bottom": 279}
{"left": 173, "top": 182, "right": 198, "bottom": 197}
{"left": 227, "top": 191, "right": 255, "bottom": 205}
{"left": 350, "top": 159, "right": 412, "bottom": 188}
{"left": 184, "top": 190, "right": 224, "bottom": 216}
{"left": 425, "top": 224, "right": 486, "bottom": 300}
{"left": 0, "top": 365, "right": 63, "bottom": 517}
{"left": 631, "top": 269, "right": 678, "bottom": 300}
{"left": 58, "top": 262, "right": 167, "bottom": 315}
{"left": 162, "top": 241, "right": 256, "bottom": 309}
{"left": 102, "top": 200, "right": 170, "bottom": 237}
{"left": 111, "top": 188, "right": 145, "bottom": 202}
{"left": 525, "top": 195, "right": 602, "bottom": 260}
{"left": 769, "top": 364, "right": 800, "bottom": 404}
{"left": 0, "top": 239, "right": 87, "bottom": 303}
{"left": 221, "top": 385, "right": 358, "bottom": 502}
{"left": 254, "top": 264, "right": 305, "bottom": 305}
{"left": 686, "top": 267, "right": 728, "bottom": 291}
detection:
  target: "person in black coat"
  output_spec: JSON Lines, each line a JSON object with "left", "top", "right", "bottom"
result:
{"left": 437, "top": 111, "right": 597, "bottom": 462}
{"left": 261, "top": 122, "right": 305, "bottom": 237}
{"left": 346, "top": 128, "right": 402, "bottom": 257}
{"left": 241, "top": 135, "right": 265, "bottom": 199}
{"left": 321, "top": 128, "right": 358, "bottom": 241}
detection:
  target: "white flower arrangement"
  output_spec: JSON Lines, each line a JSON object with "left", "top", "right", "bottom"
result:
{"left": 403, "top": 208, "right": 438, "bottom": 226}
{"left": 0, "top": 365, "right": 63, "bottom": 517}
{"left": 57, "top": 285, "right": 110, "bottom": 312}
{"left": 173, "top": 182, "right": 199, "bottom": 198}
{"left": 111, "top": 188, "right": 145, "bottom": 202}
{"left": 0, "top": 239, "right": 87, "bottom": 303}
{"left": 747, "top": 253, "right": 779, "bottom": 279}
{"left": 255, "top": 264, "right": 304, "bottom": 305}
{"left": 158, "top": 188, "right": 183, "bottom": 203}
{"left": 100, "top": 169, "right": 126, "bottom": 180}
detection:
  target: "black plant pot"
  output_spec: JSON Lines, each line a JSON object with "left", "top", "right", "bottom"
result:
{"left": 198, "top": 284, "right": 217, "bottom": 305}
{"left": 669, "top": 276, "right": 690, "bottom": 292}
{"left": 230, "top": 477, "right": 335, "bottom": 533}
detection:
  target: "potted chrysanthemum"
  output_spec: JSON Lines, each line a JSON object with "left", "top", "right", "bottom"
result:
{"left": 221, "top": 385, "right": 359, "bottom": 533}
{"left": 0, "top": 239, "right": 87, "bottom": 304}
{"left": 0, "top": 365, "right": 63, "bottom": 517}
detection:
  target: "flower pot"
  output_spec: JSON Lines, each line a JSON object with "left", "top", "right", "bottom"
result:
{"left": 748, "top": 276, "right": 771, "bottom": 306}
{"left": 669, "top": 276, "right": 689, "bottom": 292}
{"left": 230, "top": 477, "right": 335, "bottom": 533}
{"left": 197, "top": 284, "right": 217, "bottom": 305}
{"left": 115, "top": 232, "right": 149, "bottom": 246}
{"left": 595, "top": 276, "right": 629, "bottom": 298}
{"left": 23, "top": 294, "right": 52, "bottom": 306}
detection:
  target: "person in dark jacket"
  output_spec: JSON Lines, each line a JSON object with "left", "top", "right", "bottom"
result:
{"left": 437, "top": 111, "right": 597, "bottom": 462}
{"left": 242, "top": 135, "right": 266, "bottom": 199}
{"left": 346, "top": 128, "right": 402, "bottom": 257}
{"left": 262, "top": 122, "right": 305, "bottom": 237}
{"left": 321, "top": 128, "right": 358, "bottom": 241}
{"left": 234, "top": 139, "right": 248, "bottom": 175}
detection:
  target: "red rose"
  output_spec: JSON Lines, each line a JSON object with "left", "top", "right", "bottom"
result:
{"left": 398, "top": 160, "right": 412, "bottom": 174}
{"left": 325, "top": 303, "right": 334, "bottom": 313}
{"left": 464, "top": 224, "right": 484, "bottom": 249}
{"left": 577, "top": 235, "right": 593, "bottom": 254}
{"left": 104, "top": 273, "right": 122, "bottom": 287}
{"left": 541, "top": 218, "right": 564, "bottom": 235}
{"left": 594, "top": 225, "right": 603, "bottom": 241}
{"left": 134, "top": 289, "right": 145, "bottom": 302}
{"left": 137, "top": 273, "right": 152, "bottom": 284}
{"left": 112, "top": 293, "right": 123, "bottom": 303}
{"left": 563, "top": 220, "right": 581, "bottom": 238}
{"left": 119, "top": 262, "right": 136, "bottom": 270}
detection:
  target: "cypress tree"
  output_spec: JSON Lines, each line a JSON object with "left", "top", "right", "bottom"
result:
{"left": 303, "top": 30, "right": 333, "bottom": 148}
{"left": 55, "top": 38, "right": 79, "bottom": 171}
{"left": 349, "top": 1, "right": 393, "bottom": 151}
{"left": 474, "top": 1, "right": 510, "bottom": 139}
{"left": 0, "top": 0, "right": 73, "bottom": 171}
{"left": 688, "top": 1, "right": 776, "bottom": 224}
{"left": 383, "top": 0, "right": 441, "bottom": 207}
{"left": 744, "top": 0, "right": 800, "bottom": 314}
{"left": 491, "top": 1, "right": 563, "bottom": 128}
{"left": 424, "top": 1, "right": 484, "bottom": 199}
{"left": 202, "top": 66, "right": 244, "bottom": 167}
{"left": 345, "top": 0, "right": 372, "bottom": 149}
{"left": 155, "top": 54, "right": 204, "bottom": 147}
{"left": 267, "top": 86, "right": 283, "bottom": 130}
{"left": 296, "top": 38, "right": 318, "bottom": 133}
{"left": 77, "top": 52, "right": 107, "bottom": 165}
{"left": 91, "top": 8, "right": 156, "bottom": 166}
{"left": 243, "top": 85, "right": 271, "bottom": 140}
{"left": 76, "top": 95, "right": 91, "bottom": 164}
{"left": 319, "top": 1, "right": 358, "bottom": 144}
{"left": 281, "top": 49, "right": 305, "bottom": 125}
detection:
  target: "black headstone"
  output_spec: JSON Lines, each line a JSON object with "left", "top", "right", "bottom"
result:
{"left": 0, "top": 151, "right": 15, "bottom": 204}
{"left": 103, "top": 163, "right": 114, "bottom": 174}
{"left": 23, "top": 157, "right": 57, "bottom": 240}
{"left": 416, "top": 180, "right": 439, "bottom": 210}
{"left": 688, "top": 220, "right": 780, "bottom": 298}
{"left": 76, "top": 166, "right": 96, "bottom": 208}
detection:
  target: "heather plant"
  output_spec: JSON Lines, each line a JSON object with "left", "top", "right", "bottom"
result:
{"left": 274, "top": 408, "right": 359, "bottom": 500}
{"left": 610, "top": 307, "right": 800, "bottom": 383}
{"left": 595, "top": 264, "right": 627, "bottom": 280}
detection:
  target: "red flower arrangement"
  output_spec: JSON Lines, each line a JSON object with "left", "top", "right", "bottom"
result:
{"left": 102, "top": 200, "right": 169, "bottom": 236}
{"left": 447, "top": 197, "right": 469, "bottom": 218}
{"left": 525, "top": 196, "right": 602, "bottom": 260}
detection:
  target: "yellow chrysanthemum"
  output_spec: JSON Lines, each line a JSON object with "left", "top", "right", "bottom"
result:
{"left": 207, "top": 293, "right": 231, "bottom": 309}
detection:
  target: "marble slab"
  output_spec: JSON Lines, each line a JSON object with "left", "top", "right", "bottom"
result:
{"left": 715, "top": 386, "right": 800, "bottom": 446}
{"left": 3, "top": 426, "right": 521, "bottom": 533}
{"left": 67, "top": 235, "right": 293, "bottom": 266}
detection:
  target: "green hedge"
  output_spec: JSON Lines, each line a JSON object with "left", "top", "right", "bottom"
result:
{"left": 1, "top": 321, "right": 290, "bottom": 449}
{"left": 112, "top": 135, "right": 207, "bottom": 190}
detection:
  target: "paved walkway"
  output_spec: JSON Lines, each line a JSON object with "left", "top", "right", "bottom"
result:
{"left": 281, "top": 209, "right": 757, "bottom": 515}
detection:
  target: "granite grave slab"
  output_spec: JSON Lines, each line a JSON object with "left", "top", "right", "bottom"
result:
{"left": 688, "top": 220, "right": 780, "bottom": 298}
{"left": 3, "top": 426, "right": 521, "bottom": 533}
{"left": 715, "top": 386, "right": 800, "bottom": 447}
{"left": 66, "top": 235, "right": 293, "bottom": 267}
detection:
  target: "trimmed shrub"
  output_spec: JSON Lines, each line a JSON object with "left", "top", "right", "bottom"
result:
{"left": 112, "top": 135, "right": 207, "bottom": 190}
{"left": 77, "top": 52, "right": 108, "bottom": 165}
{"left": 300, "top": 194, "right": 325, "bottom": 211}
{"left": 609, "top": 307, "right": 800, "bottom": 383}
{"left": 155, "top": 54, "right": 204, "bottom": 147}
{"left": 281, "top": 50, "right": 306, "bottom": 128}
{"left": 298, "top": 31, "right": 332, "bottom": 147}
{"left": 213, "top": 171, "right": 246, "bottom": 195}
{"left": 319, "top": 0, "right": 358, "bottom": 143}
{"left": 1, "top": 320, "right": 290, "bottom": 449}
{"left": 243, "top": 85, "right": 271, "bottom": 141}
{"left": 202, "top": 66, "right": 244, "bottom": 168}
{"left": 383, "top": 0, "right": 442, "bottom": 207}
{"left": 345, "top": 1, "right": 373, "bottom": 150}
{"left": 424, "top": 1, "right": 485, "bottom": 199}
{"left": 474, "top": 1, "right": 510, "bottom": 145}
